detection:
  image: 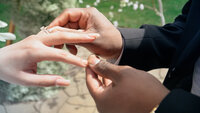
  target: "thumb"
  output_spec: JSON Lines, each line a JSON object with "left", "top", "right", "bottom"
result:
{"left": 88, "top": 55, "right": 121, "bottom": 83}
{"left": 86, "top": 67, "right": 103, "bottom": 98}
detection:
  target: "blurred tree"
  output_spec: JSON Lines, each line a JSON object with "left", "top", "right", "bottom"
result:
{"left": 0, "top": 0, "right": 78, "bottom": 104}
{"left": 145, "top": 0, "right": 165, "bottom": 25}
{"left": 120, "top": 0, "right": 165, "bottom": 26}
{"left": 10, "top": 0, "right": 78, "bottom": 37}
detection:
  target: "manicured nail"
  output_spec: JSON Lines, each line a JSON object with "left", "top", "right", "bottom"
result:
{"left": 47, "top": 26, "right": 60, "bottom": 33}
{"left": 56, "top": 79, "right": 70, "bottom": 86}
{"left": 78, "top": 29, "right": 85, "bottom": 32}
{"left": 89, "top": 55, "right": 100, "bottom": 66}
{"left": 88, "top": 33, "right": 100, "bottom": 39}
{"left": 47, "top": 28, "right": 54, "bottom": 33}
{"left": 86, "top": 35, "right": 96, "bottom": 39}
{"left": 82, "top": 60, "right": 88, "bottom": 66}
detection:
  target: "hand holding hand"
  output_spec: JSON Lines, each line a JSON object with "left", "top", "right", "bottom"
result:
{"left": 86, "top": 55, "right": 169, "bottom": 113}
{"left": 0, "top": 30, "right": 97, "bottom": 86}
{"left": 49, "top": 8, "right": 123, "bottom": 60}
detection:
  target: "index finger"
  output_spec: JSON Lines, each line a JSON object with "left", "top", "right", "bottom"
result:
{"left": 37, "top": 31, "right": 99, "bottom": 46}
{"left": 36, "top": 45, "right": 88, "bottom": 67}
{"left": 86, "top": 67, "right": 104, "bottom": 98}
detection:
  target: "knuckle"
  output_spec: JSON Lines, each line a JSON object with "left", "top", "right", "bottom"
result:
{"left": 64, "top": 8, "right": 73, "bottom": 16}
{"left": 63, "top": 8, "right": 71, "bottom": 14}
{"left": 118, "top": 65, "right": 132, "bottom": 75}
{"left": 98, "top": 61, "right": 109, "bottom": 69}
{"left": 27, "top": 35, "right": 37, "bottom": 39}
{"left": 96, "top": 61, "right": 108, "bottom": 73}
{"left": 23, "top": 42, "right": 42, "bottom": 57}
{"left": 97, "top": 61, "right": 119, "bottom": 74}
{"left": 58, "top": 51, "right": 68, "bottom": 59}
{"left": 88, "top": 7, "right": 97, "bottom": 11}
{"left": 87, "top": 7, "right": 99, "bottom": 14}
{"left": 28, "top": 42, "right": 40, "bottom": 50}
{"left": 124, "top": 65, "right": 132, "bottom": 69}
{"left": 23, "top": 35, "right": 37, "bottom": 42}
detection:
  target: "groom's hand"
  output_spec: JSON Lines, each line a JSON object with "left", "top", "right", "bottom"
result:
{"left": 49, "top": 8, "right": 123, "bottom": 60}
{"left": 86, "top": 55, "right": 169, "bottom": 113}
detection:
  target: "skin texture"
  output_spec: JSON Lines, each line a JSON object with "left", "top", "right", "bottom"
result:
{"left": 86, "top": 55, "right": 170, "bottom": 113}
{"left": 49, "top": 8, "right": 169, "bottom": 112}
{"left": 0, "top": 30, "right": 98, "bottom": 87}
{"left": 49, "top": 7, "right": 123, "bottom": 60}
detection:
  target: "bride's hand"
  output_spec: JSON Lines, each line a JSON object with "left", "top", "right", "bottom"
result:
{"left": 0, "top": 30, "right": 98, "bottom": 86}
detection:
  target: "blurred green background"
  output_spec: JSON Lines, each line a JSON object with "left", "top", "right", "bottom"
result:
{"left": 0, "top": 0, "right": 188, "bottom": 103}
{"left": 0, "top": 0, "right": 188, "bottom": 47}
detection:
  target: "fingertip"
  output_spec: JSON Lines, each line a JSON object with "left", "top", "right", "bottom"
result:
{"left": 47, "top": 26, "right": 57, "bottom": 33}
{"left": 48, "top": 23, "right": 55, "bottom": 29}
{"left": 88, "top": 33, "right": 100, "bottom": 39}
{"left": 88, "top": 55, "right": 100, "bottom": 67}
{"left": 82, "top": 60, "right": 89, "bottom": 67}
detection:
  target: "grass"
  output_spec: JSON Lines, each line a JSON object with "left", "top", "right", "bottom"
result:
{"left": 79, "top": 0, "right": 188, "bottom": 27}
{"left": 0, "top": 0, "right": 188, "bottom": 48}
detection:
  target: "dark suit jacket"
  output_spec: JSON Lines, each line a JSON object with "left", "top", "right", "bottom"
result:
{"left": 118, "top": 0, "right": 200, "bottom": 112}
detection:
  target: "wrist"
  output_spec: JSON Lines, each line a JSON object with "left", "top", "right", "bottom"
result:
{"left": 112, "top": 29, "right": 123, "bottom": 60}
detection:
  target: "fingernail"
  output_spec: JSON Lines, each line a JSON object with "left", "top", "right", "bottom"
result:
{"left": 47, "top": 26, "right": 59, "bottom": 33}
{"left": 88, "top": 33, "right": 100, "bottom": 39}
{"left": 78, "top": 29, "right": 85, "bottom": 32}
{"left": 89, "top": 55, "right": 100, "bottom": 66}
{"left": 86, "top": 36, "right": 96, "bottom": 39}
{"left": 56, "top": 79, "right": 70, "bottom": 86}
{"left": 82, "top": 60, "right": 88, "bottom": 66}
{"left": 47, "top": 28, "right": 54, "bottom": 33}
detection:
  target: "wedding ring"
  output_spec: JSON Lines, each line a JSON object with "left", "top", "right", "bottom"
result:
{"left": 40, "top": 26, "right": 50, "bottom": 34}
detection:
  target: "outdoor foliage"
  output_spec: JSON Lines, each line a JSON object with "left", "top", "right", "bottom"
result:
{"left": 10, "top": 0, "right": 78, "bottom": 37}
{"left": 0, "top": 0, "right": 77, "bottom": 104}
{"left": 0, "top": 0, "right": 187, "bottom": 104}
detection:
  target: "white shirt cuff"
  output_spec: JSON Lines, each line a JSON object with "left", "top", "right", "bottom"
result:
{"left": 107, "top": 41, "right": 124, "bottom": 65}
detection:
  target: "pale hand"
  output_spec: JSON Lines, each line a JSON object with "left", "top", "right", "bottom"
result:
{"left": 0, "top": 30, "right": 97, "bottom": 86}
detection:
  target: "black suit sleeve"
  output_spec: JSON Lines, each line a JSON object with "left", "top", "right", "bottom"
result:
{"left": 156, "top": 89, "right": 200, "bottom": 113}
{"left": 118, "top": 1, "right": 200, "bottom": 113}
{"left": 118, "top": 0, "right": 191, "bottom": 71}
